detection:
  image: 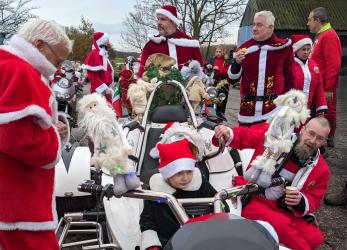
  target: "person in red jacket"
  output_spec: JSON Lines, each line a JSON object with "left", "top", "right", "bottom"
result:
{"left": 82, "top": 32, "right": 114, "bottom": 99}
{"left": 0, "top": 19, "right": 71, "bottom": 250}
{"left": 307, "top": 7, "right": 342, "bottom": 147}
{"left": 228, "top": 11, "right": 296, "bottom": 125}
{"left": 214, "top": 117, "right": 331, "bottom": 250}
{"left": 291, "top": 34, "right": 327, "bottom": 115}
{"left": 138, "top": 4, "right": 204, "bottom": 78}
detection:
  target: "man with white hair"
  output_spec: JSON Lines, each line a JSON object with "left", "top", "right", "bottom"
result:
{"left": 138, "top": 4, "right": 204, "bottom": 78}
{"left": 0, "top": 19, "right": 71, "bottom": 249}
{"left": 228, "top": 10, "right": 296, "bottom": 126}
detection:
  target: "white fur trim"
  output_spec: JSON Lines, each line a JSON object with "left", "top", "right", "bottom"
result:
{"left": 1, "top": 35, "right": 57, "bottom": 78}
{"left": 238, "top": 106, "right": 280, "bottom": 124}
{"left": 294, "top": 57, "right": 311, "bottom": 99}
{"left": 300, "top": 192, "right": 310, "bottom": 216}
{"left": 155, "top": 9, "right": 180, "bottom": 26}
{"left": 141, "top": 230, "right": 162, "bottom": 249}
{"left": 168, "top": 41, "right": 178, "bottom": 68}
{"left": 159, "top": 158, "right": 196, "bottom": 179}
{"left": 168, "top": 38, "right": 200, "bottom": 48}
{"left": 95, "top": 83, "right": 110, "bottom": 94}
{"left": 149, "top": 35, "right": 166, "bottom": 44}
{"left": 227, "top": 65, "right": 242, "bottom": 80}
{"left": 262, "top": 39, "right": 292, "bottom": 51}
{"left": 96, "top": 33, "right": 110, "bottom": 47}
{"left": 246, "top": 45, "right": 260, "bottom": 54}
{"left": 316, "top": 105, "right": 328, "bottom": 112}
{"left": 0, "top": 105, "right": 52, "bottom": 128}
{"left": 150, "top": 168, "right": 202, "bottom": 194}
{"left": 255, "top": 49, "right": 267, "bottom": 117}
{"left": 293, "top": 38, "right": 312, "bottom": 52}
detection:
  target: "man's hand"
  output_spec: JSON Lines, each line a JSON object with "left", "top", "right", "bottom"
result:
{"left": 214, "top": 125, "right": 231, "bottom": 142}
{"left": 234, "top": 50, "right": 246, "bottom": 64}
{"left": 104, "top": 89, "right": 112, "bottom": 98}
{"left": 284, "top": 187, "right": 302, "bottom": 206}
{"left": 57, "top": 120, "right": 68, "bottom": 139}
{"left": 325, "top": 91, "right": 334, "bottom": 102}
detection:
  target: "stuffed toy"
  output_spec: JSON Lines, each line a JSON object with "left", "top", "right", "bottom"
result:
{"left": 244, "top": 89, "right": 311, "bottom": 188}
{"left": 142, "top": 53, "right": 177, "bottom": 82}
{"left": 127, "top": 78, "right": 158, "bottom": 120}
{"left": 185, "top": 76, "right": 211, "bottom": 112}
{"left": 181, "top": 60, "right": 209, "bottom": 84}
{"left": 77, "top": 93, "right": 140, "bottom": 196}
{"left": 119, "top": 68, "right": 136, "bottom": 114}
{"left": 149, "top": 122, "right": 206, "bottom": 160}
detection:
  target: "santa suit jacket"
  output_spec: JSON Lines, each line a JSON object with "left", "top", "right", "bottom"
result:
{"left": 0, "top": 35, "right": 67, "bottom": 231}
{"left": 224, "top": 123, "right": 330, "bottom": 217}
{"left": 294, "top": 57, "right": 327, "bottom": 113}
{"left": 138, "top": 29, "right": 204, "bottom": 78}
{"left": 228, "top": 34, "right": 296, "bottom": 124}
{"left": 140, "top": 168, "right": 217, "bottom": 249}
{"left": 311, "top": 27, "right": 342, "bottom": 91}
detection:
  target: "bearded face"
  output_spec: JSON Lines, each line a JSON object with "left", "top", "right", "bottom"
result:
{"left": 294, "top": 136, "right": 317, "bottom": 161}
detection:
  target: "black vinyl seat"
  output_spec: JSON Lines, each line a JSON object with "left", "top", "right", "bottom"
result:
{"left": 140, "top": 105, "right": 188, "bottom": 187}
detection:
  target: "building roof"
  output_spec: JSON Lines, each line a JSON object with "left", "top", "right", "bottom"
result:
{"left": 240, "top": 0, "right": 347, "bottom": 31}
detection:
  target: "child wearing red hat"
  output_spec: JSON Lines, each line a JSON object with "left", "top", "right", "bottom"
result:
{"left": 140, "top": 139, "right": 220, "bottom": 250}
{"left": 291, "top": 34, "right": 327, "bottom": 115}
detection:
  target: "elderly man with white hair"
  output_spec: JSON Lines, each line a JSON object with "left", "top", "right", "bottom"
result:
{"left": 138, "top": 4, "right": 204, "bottom": 78}
{"left": 228, "top": 10, "right": 296, "bottom": 126}
{"left": 0, "top": 19, "right": 71, "bottom": 249}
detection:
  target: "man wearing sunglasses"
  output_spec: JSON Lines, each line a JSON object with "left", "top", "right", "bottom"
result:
{"left": 0, "top": 19, "right": 72, "bottom": 249}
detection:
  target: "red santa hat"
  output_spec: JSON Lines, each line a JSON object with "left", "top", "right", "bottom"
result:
{"left": 291, "top": 34, "right": 312, "bottom": 53}
{"left": 155, "top": 4, "right": 181, "bottom": 26}
{"left": 157, "top": 139, "right": 196, "bottom": 179}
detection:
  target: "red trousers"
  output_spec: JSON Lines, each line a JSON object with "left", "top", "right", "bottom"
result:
{"left": 325, "top": 90, "right": 337, "bottom": 137}
{"left": 242, "top": 196, "right": 324, "bottom": 250}
{"left": 0, "top": 230, "right": 59, "bottom": 250}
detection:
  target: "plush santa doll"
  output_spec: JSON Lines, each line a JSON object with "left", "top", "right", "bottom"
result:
{"left": 82, "top": 32, "right": 115, "bottom": 103}
{"left": 77, "top": 93, "right": 140, "bottom": 196}
{"left": 119, "top": 68, "right": 136, "bottom": 114}
{"left": 244, "top": 89, "right": 310, "bottom": 187}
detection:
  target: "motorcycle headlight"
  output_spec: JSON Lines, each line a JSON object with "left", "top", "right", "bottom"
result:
{"left": 64, "top": 93, "right": 71, "bottom": 99}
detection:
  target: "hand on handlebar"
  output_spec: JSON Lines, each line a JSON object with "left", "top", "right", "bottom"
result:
{"left": 214, "top": 125, "right": 232, "bottom": 143}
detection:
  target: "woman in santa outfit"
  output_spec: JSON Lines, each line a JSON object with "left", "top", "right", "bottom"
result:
{"left": 292, "top": 35, "right": 327, "bottom": 116}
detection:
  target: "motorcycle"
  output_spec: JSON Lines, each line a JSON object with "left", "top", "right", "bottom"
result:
{"left": 55, "top": 80, "right": 257, "bottom": 249}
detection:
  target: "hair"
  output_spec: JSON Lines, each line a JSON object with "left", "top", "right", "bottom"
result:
{"left": 215, "top": 45, "right": 229, "bottom": 60}
{"left": 18, "top": 18, "right": 72, "bottom": 52}
{"left": 306, "top": 117, "right": 331, "bottom": 133}
{"left": 312, "top": 7, "right": 328, "bottom": 23}
{"left": 254, "top": 10, "right": 275, "bottom": 30}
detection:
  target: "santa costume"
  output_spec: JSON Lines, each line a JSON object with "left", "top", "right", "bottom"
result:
{"left": 0, "top": 35, "right": 69, "bottom": 249}
{"left": 118, "top": 68, "right": 136, "bottom": 114}
{"left": 140, "top": 139, "right": 218, "bottom": 249}
{"left": 291, "top": 34, "right": 327, "bottom": 114}
{"left": 82, "top": 32, "right": 114, "bottom": 95}
{"left": 214, "top": 123, "right": 330, "bottom": 250}
{"left": 311, "top": 23, "right": 342, "bottom": 138}
{"left": 228, "top": 35, "right": 296, "bottom": 125}
{"left": 138, "top": 4, "right": 204, "bottom": 78}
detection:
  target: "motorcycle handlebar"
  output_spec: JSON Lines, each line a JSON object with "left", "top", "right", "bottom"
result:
{"left": 78, "top": 180, "right": 103, "bottom": 194}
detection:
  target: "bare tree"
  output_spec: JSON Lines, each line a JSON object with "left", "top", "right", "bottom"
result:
{"left": 121, "top": 0, "right": 246, "bottom": 55}
{"left": 0, "top": 0, "right": 36, "bottom": 44}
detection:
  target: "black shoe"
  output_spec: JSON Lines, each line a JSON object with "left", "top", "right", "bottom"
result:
{"left": 327, "top": 137, "right": 335, "bottom": 148}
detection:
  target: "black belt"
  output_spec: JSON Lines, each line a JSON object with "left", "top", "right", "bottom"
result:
{"left": 241, "top": 94, "right": 278, "bottom": 102}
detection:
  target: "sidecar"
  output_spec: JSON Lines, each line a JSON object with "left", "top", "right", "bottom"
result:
{"left": 97, "top": 80, "right": 254, "bottom": 249}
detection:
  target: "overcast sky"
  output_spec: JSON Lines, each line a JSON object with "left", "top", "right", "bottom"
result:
{"left": 30, "top": 0, "right": 239, "bottom": 51}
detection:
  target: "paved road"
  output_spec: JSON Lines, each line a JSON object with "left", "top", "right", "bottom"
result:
{"left": 224, "top": 77, "right": 347, "bottom": 250}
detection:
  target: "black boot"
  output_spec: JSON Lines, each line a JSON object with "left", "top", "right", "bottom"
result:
{"left": 324, "top": 181, "right": 347, "bottom": 206}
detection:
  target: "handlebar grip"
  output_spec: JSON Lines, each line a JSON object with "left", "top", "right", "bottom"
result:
{"left": 269, "top": 177, "right": 286, "bottom": 187}
{"left": 78, "top": 180, "right": 103, "bottom": 195}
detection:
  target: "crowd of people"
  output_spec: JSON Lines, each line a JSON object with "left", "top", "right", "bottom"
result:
{"left": 0, "top": 3, "right": 344, "bottom": 250}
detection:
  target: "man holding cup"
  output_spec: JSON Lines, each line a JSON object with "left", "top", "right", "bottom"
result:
{"left": 214, "top": 117, "right": 331, "bottom": 250}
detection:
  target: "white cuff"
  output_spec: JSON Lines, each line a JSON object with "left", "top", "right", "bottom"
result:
{"left": 95, "top": 83, "right": 109, "bottom": 94}
{"left": 141, "top": 230, "right": 162, "bottom": 250}
{"left": 227, "top": 65, "right": 242, "bottom": 80}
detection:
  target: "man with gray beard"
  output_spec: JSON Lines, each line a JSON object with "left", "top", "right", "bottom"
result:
{"left": 214, "top": 117, "right": 331, "bottom": 250}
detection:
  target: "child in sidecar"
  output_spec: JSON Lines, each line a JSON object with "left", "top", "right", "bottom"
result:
{"left": 140, "top": 138, "right": 223, "bottom": 250}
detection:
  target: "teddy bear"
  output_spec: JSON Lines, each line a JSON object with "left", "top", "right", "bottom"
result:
{"left": 185, "top": 75, "right": 211, "bottom": 112}
{"left": 77, "top": 93, "right": 140, "bottom": 196}
{"left": 244, "top": 89, "right": 311, "bottom": 188}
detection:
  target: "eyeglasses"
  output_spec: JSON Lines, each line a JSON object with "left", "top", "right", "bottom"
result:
{"left": 45, "top": 42, "right": 65, "bottom": 67}
{"left": 304, "top": 126, "right": 326, "bottom": 143}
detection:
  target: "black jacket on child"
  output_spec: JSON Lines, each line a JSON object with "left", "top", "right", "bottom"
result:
{"left": 140, "top": 168, "right": 218, "bottom": 249}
